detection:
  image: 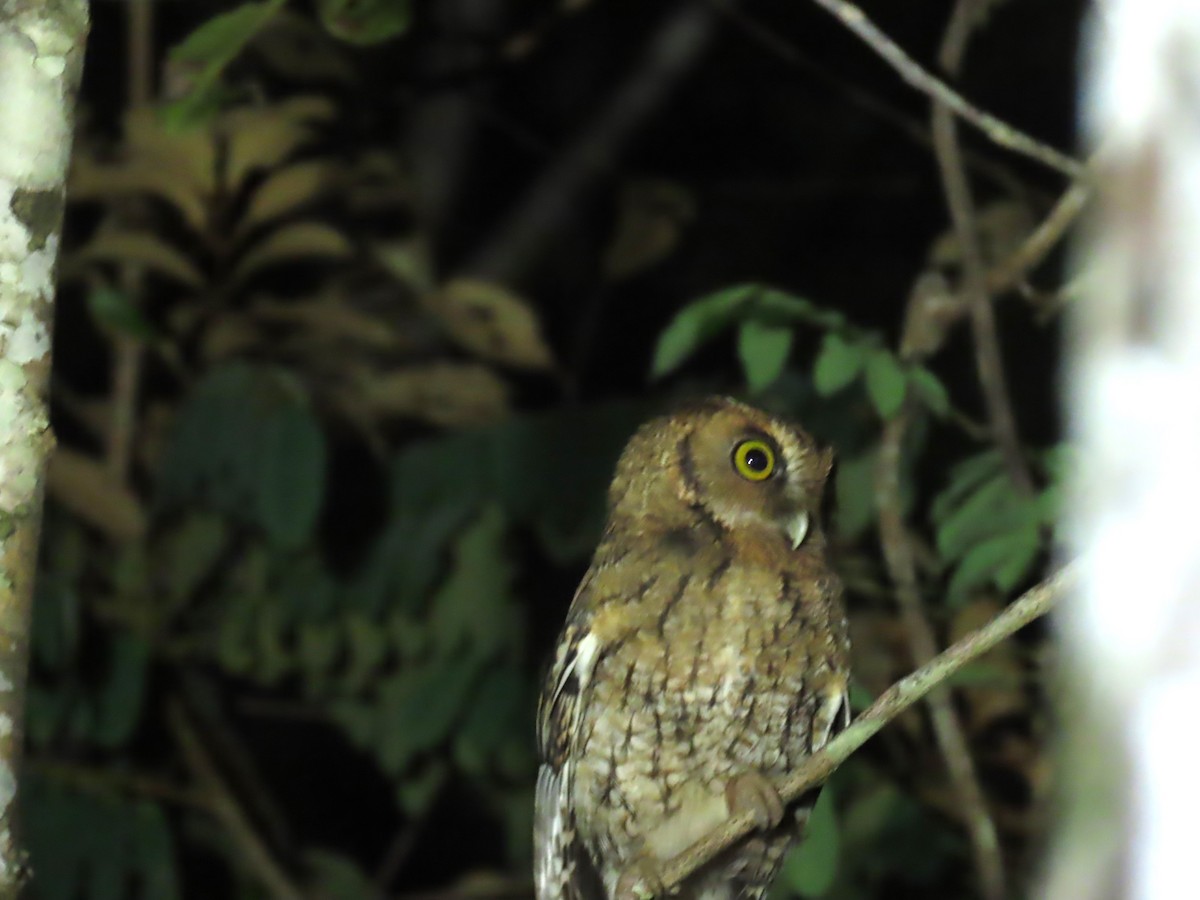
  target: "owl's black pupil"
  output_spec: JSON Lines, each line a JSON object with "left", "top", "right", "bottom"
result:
{"left": 743, "top": 447, "right": 769, "bottom": 471}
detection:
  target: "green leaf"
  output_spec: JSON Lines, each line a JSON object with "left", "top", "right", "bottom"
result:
{"left": 318, "top": 0, "right": 412, "bottom": 45}
{"left": 947, "top": 526, "right": 1041, "bottom": 603}
{"left": 781, "top": 787, "right": 839, "bottom": 896}
{"left": 454, "top": 667, "right": 529, "bottom": 776}
{"left": 171, "top": 2, "right": 285, "bottom": 65}
{"left": 753, "top": 288, "right": 844, "bottom": 329}
{"left": 160, "top": 81, "right": 233, "bottom": 132}
{"left": 908, "top": 366, "right": 950, "bottom": 417}
{"left": 930, "top": 450, "right": 1006, "bottom": 521}
{"left": 297, "top": 621, "right": 342, "bottom": 682}
{"left": 306, "top": 849, "right": 376, "bottom": 896}
{"left": 489, "top": 402, "right": 645, "bottom": 563}
{"left": 944, "top": 661, "right": 1023, "bottom": 690}
{"left": 253, "top": 602, "right": 292, "bottom": 685}
{"left": 396, "top": 761, "right": 448, "bottom": 813}
{"left": 864, "top": 350, "right": 907, "bottom": 419}
{"left": 935, "top": 476, "right": 1040, "bottom": 562}
{"left": 92, "top": 631, "right": 150, "bottom": 748}
{"left": 131, "top": 802, "right": 182, "bottom": 900}
{"left": 812, "top": 333, "right": 866, "bottom": 396}
{"left": 165, "top": 2, "right": 287, "bottom": 129}
{"left": 26, "top": 684, "right": 71, "bottom": 748}
{"left": 342, "top": 613, "right": 389, "bottom": 693}
{"left": 86, "top": 286, "right": 156, "bottom": 341}
{"left": 256, "top": 399, "right": 327, "bottom": 549}
{"left": 377, "top": 658, "right": 480, "bottom": 772}
{"left": 848, "top": 681, "right": 874, "bottom": 712}
{"left": 329, "top": 698, "right": 375, "bottom": 747}
{"left": 346, "top": 432, "right": 485, "bottom": 615}
{"left": 833, "top": 449, "right": 877, "bottom": 540}
{"left": 429, "top": 506, "right": 516, "bottom": 658}
{"left": 737, "top": 320, "right": 793, "bottom": 393}
{"left": 159, "top": 513, "right": 229, "bottom": 607}
{"left": 32, "top": 575, "right": 79, "bottom": 672}
{"left": 216, "top": 596, "right": 255, "bottom": 675}
{"left": 157, "top": 364, "right": 326, "bottom": 549}
{"left": 651, "top": 285, "right": 756, "bottom": 379}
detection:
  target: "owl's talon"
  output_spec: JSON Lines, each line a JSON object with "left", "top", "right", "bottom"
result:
{"left": 615, "top": 855, "right": 667, "bottom": 900}
{"left": 725, "top": 771, "right": 785, "bottom": 831}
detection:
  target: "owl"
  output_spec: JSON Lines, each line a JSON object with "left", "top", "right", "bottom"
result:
{"left": 535, "top": 396, "right": 851, "bottom": 900}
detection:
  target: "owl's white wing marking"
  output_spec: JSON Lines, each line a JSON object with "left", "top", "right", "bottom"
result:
{"left": 535, "top": 764, "right": 573, "bottom": 900}
{"left": 812, "top": 682, "right": 851, "bottom": 752}
{"left": 535, "top": 629, "right": 601, "bottom": 900}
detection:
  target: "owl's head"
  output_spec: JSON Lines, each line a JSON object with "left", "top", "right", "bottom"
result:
{"left": 610, "top": 396, "right": 834, "bottom": 550}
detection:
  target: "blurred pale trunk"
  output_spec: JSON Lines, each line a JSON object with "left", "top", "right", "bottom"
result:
{"left": 1048, "top": 2, "right": 1200, "bottom": 897}
{"left": 0, "top": 0, "right": 88, "bottom": 890}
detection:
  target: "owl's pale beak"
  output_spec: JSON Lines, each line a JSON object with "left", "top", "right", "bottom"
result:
{"left": 786, "top": 511, "right": 810, "bottom": 549}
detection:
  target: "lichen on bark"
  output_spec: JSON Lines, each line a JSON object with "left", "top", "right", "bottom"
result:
{"left": 0, "top": 0, "right": 89, "bottom": 891}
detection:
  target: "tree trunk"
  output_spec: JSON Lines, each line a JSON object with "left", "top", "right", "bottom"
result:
{"left": 1047, "top": 2, "right": 1200, "bottom": 896}
{"left": 0, "top": 0, "right": 88, "bottom": 890}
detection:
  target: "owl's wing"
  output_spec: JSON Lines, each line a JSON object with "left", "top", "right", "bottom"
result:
{"left": 535, "top": 617, "right": 603, "bottom": 900}
{"left": 812, "top": 683, "right": 851, "bottom": 752}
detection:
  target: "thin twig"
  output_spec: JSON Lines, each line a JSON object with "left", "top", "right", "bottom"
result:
{"left": 169, "top": 700, "right": 309, "bottom": 900}
{"left": 710, "top": 0, "right": 1034, "bottom": 201}
{"left": 653, "top": 565, "right": 1077, "bottom": 894}
{"left": 107, "top": 0, "right": 154, "bottom": 481}
{"left": 876, "top": 404, "right": 1007, "bottom": 900}
{"left": 932, "top": 1, "right": 1032, "bottom": 494}
{"left": 901, "top": 6, "right": 1016, "bottom": 896}
{"left": 463, "top": 4, "right": 718, "bottom": 283}
{"left": 29, "top": 758, "right": 205, "bottom": 810}
{"left": 373, "top": 776, "right": 444, "bottom": 896}
{"left": 807, "top": 0, "right": 1084, "bottom": 179}
{"left": 985, "top": 178, "right": 1092, "bottom": 295}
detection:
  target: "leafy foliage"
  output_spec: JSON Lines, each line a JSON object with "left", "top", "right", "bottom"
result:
{"left": 932, "top": 448, "right": 1062, "bottom": 604}
{"left": 26, "top": 0, "right": 1075, "bottom": 898}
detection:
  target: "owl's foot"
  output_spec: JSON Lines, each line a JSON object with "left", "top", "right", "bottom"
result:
{"left": 614, "top": 854, "right": 668, "bottom": 900}
{"left": 724, "top": 771, "right": 785, "bottom": 831}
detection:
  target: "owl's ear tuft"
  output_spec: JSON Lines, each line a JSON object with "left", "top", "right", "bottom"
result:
{"left": 819, "top": 447, "right": 836, "bottom": 481}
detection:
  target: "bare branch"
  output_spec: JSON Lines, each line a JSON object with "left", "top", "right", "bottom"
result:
{"left": 986, "top": 178, "right": 1093, "bottom": 296}
{"left": 808, "top": 0, "right": 1084, "bottom": 178}
{"left": 877, "top": 404, "right": 1007, "bottom": 900}
{"left": 464, "top": 5, "right": 717, "bottom": 284}
{"left": 169, "top": 701, "right": 310, "bottom": 900}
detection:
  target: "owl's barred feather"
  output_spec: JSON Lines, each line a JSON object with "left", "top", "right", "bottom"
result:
{"left": 535, "top": 397, "right": 851, "bottom": 900}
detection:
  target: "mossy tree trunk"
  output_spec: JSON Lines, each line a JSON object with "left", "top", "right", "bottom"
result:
{"left": 0, "top": 0, "right": 88, "bottom": 890}
{"left": 1048, "top": 3, "right": 1200, "bottom": 896}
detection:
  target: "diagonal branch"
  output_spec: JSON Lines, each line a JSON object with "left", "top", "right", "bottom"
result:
{"left": 650, "top": 565, "right": 1077, "bottom": 895}
{"left": 807, "top": 0, "right": 1084, "bottom": 179}
{"left": 169, "top": 701, "right": 310, "bottom": 900}
{"left": 876, "top": 404, "right": 1007, "bottom": 900}
{"left": 932, "top": 0, "right": 1033, "bottom": 495}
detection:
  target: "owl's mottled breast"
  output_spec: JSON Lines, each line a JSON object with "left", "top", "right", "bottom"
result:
{"left": 534, "top": 397, "right": 851, "bottom": 900}
{"left": 572, "top": 527, "right": 849, "bottom": 862}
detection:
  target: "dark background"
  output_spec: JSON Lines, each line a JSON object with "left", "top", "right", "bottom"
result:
{"left": 24, "top": 1, "right": 1084, "bottom": 897}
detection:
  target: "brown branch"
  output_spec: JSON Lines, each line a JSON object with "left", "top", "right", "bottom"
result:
{"left": 29, "top": 758, "right": 205, "bottom": 810}
{"left": 876, "top": 402, "right": 1007, "bottom": 900}
{"left": 883, "top": 6, "right": 1020, "bottom": 897}
{"left": 985, "top": 178, "right": 1093, "bottom": 296}
{"left": 931, "top": 1, "right": 1032, "bottom": 494}
{"left": 650, "top": 565, "right": 1077, "bottom": 896}
{"left": 106, "top": 0, "right": 155, "bottom": 482}
{"left": 463, "top": 4, "right": 718, "bottom": 284}
{"left": 710, "top": 0, "right": 1034, "bottom": 200}
{"left": 169, "top": 701, "right": 310, "bottom": 900}
{"left": 807, "top": 0, "right": 1084, "bottom": 179}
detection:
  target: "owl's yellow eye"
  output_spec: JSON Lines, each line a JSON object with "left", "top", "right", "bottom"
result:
{"left": 731, "top": 439, "right": 776, "bottom": 481}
